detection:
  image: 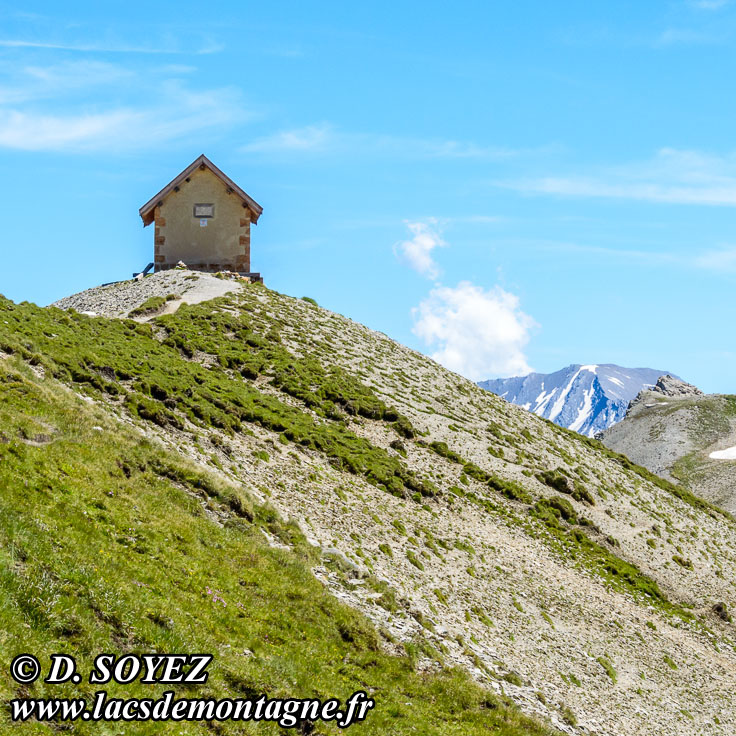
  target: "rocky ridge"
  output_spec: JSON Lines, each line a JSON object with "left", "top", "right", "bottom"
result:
{"left": 651, "top": 374, "right": 704, "bottom": 399}
{"left": 624, "top": 375, "right": 704, "bottom": 416}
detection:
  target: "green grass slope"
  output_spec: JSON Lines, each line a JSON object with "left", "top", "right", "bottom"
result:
{"left": 0, "top": 356, "right": 556, "bottom": 733}
{"left": 0, "top": 291, "right": 695, "bottom": 620}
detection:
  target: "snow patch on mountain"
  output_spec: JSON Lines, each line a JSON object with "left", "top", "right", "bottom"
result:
{"left": 710, "top": 445, "right": 736, "bottom": 460}
{"left": 478, "top": 364, "right": 674, "bottom": 437}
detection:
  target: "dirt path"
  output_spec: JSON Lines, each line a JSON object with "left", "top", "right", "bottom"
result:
{"left": 52, "top": 270, "right": 244, "bottom": 319}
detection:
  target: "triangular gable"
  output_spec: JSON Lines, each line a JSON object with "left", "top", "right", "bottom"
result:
{"left": 139, "top": 154, "right": 263, "bottom": 226}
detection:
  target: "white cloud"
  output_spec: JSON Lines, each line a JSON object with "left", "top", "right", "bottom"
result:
{"left": 412, "top": 281, "right": 536, "bottom": 380}
{"left": 503, "top": 147, "right": 736, "bottom": 206}
{"left": 394, "top": 220, "right": 446, "bottom": 279}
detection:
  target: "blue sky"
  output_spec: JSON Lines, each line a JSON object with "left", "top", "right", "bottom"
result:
{"left": 1, "top": 1, "right": 735, "bottom": 392}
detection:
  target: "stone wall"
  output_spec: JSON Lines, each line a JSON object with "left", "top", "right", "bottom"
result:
{"left": 153, "top": 167, "right": 252, "bottom": 273}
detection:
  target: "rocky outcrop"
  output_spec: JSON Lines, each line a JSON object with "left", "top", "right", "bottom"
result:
{"left": 626, "top": 375, "right": 703, "bottom": 416}
{"left": 652, "top": 374, "right": 704, "bottom": 398}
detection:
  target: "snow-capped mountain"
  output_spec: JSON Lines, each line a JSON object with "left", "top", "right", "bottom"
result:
{"left": 478, "top": 364, "right": 674, "bottom": 437}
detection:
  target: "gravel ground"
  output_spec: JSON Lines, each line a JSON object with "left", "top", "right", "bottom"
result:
{"left": 51, "top": 270, "right": 242, "bottom": 319}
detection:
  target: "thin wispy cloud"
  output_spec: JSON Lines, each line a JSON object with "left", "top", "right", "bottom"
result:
{"left": 509, "top": 176, "right": 736, "bottom": 205}
{"left": 0, "top": 94, "right": 242, "bottom": 152}
{"left": 0, "top": 61, "right": 134, "bottom": 105}
{"left": 0, "top": 109, "right": 134, "bottom": 150}
{"left": 394, "top": 220, "right": 446, "bottom": 279}
{"left": 452, "top": 215, "right": 506, "bottom": 224}
{"left": 529, "top": 240, "right": 684, "bottom": 266}
{"left": 0, "top": 38, "right": 222, "bottom": 55}
{"left": 694, "top": 246, "right": 736, "bottom": 271}
{"left": 691, "top": 0, "right": 730, "bottom": 10}
{"left": 243, "top": 124, "right": 332, "bottom": 153}
{"left": 655, "top": 27, "right": 724, "bottom": 45}
{"left": 502, "top": 148, "right": 736, "bottom": 206}
{"left": 263, "top": 44, "right": 305, "bottom": 58}
{"left": 560, "top": 6, "right": 733, "bottom": 49}
{"left": 241, "top": 123, "right": 520, "bottom": 160}
{"left": 0, "top": 56, "right": 248, "bottom": 152}
{"left": 420, "top": 139, "right": 518, "bottom": 160}
{"left": 515, "top": 238, "right": 736, "bottom": 274}
{"left": 0, "top": 39, "right": 169, "bottom": 54}
{"left": 654, "top": 0, "right": 733, "bottom": 45}
{"left": 159, "top": 64, "right": 197, "bottom": 75}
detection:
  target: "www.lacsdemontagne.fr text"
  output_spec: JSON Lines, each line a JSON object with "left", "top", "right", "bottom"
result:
{"left": 9, "top": 653, "right": 374, "bottom": 727}
{"left": 12, "top": 690, "right": 375, "bottom": 727}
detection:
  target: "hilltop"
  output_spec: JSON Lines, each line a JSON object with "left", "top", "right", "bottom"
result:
{"left": 602, "top": 376, "right": 736, "bottom": 513}
{"left": 2, "top": 270, "right": 736, "bottom": 735}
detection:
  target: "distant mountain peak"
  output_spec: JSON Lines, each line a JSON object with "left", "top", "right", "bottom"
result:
{"left": 479, "top": 363, "right": 675, "bottom": 437}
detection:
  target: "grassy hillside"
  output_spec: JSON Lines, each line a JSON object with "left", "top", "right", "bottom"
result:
{"left": 0, "top": 359, "right": 555, "bottom": 735}
{"left": 3, "top": 274, "right": 736, "bottom": 735}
